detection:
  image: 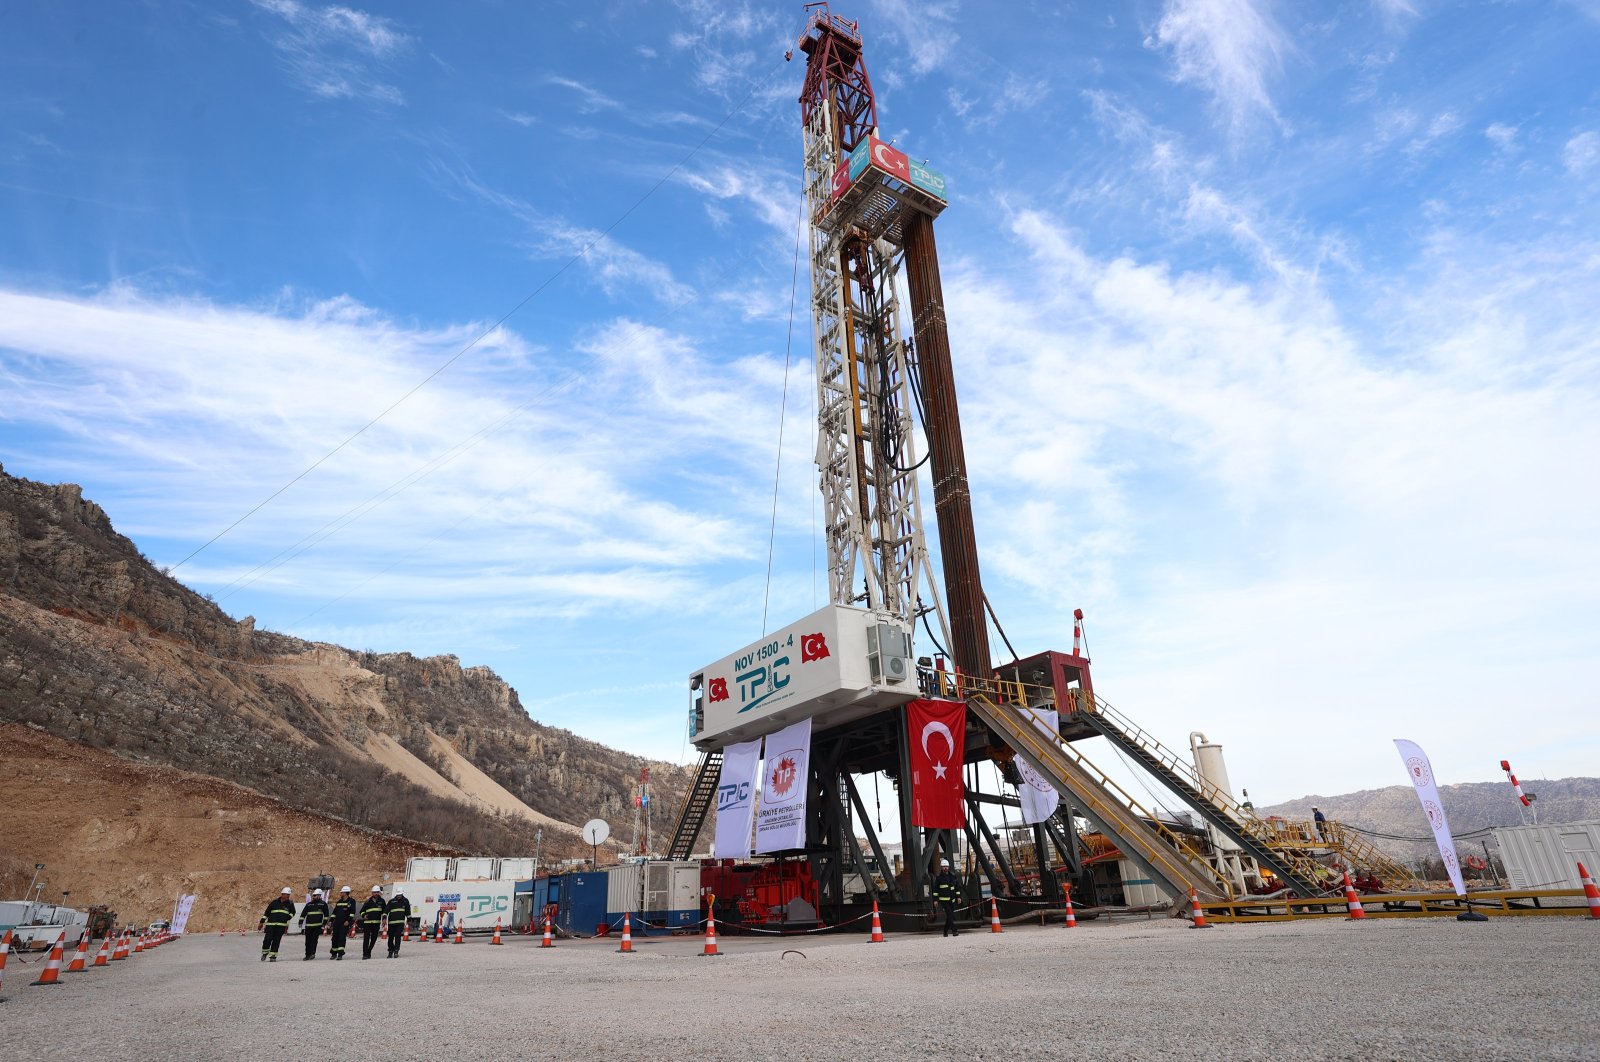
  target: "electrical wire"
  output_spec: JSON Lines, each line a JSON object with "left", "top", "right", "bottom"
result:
{"left": 169, "top": 55, "right": 788, "bottom": 575}
{"left": 762, "top": 201, "right": 806, "bottom": 635}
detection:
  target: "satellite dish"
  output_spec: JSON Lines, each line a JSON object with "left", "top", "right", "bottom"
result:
{"left": 582, "top": 819, "right": 610, "bottom": 845}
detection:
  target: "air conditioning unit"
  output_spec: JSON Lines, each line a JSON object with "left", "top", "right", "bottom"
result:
{"left": 868, "top": 622, "right": 912, "bottom": 685}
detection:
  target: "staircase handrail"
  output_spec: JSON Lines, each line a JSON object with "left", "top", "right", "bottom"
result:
{"left": 969, "top": 694, "right": 1235, "bottom": 900}
{"left": 1083, "top": 696, "right": 1343, "bottom": 892}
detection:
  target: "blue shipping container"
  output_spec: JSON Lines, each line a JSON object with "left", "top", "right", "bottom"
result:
{"left": 557, "top": 871, "right": 609, "bottom": 936}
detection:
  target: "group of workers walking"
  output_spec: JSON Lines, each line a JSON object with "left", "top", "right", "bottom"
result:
{"left": 258, "top": 885, "right": 412, "bottom": 962}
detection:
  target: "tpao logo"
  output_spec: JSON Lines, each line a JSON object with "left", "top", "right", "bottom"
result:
{"left": 717, "top": 780, "right": 752, "bottom": 812}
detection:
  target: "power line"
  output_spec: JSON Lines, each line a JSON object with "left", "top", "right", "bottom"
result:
{"left": 171, "top": 56, "right": 788, "bottom": 574}
{"left": 761, "top": 201, "right": 805, "bottom": 636}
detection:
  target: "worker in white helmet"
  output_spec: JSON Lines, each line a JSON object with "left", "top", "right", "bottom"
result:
{"left": 258, "top": 887, "right": 297, "bottom": 962}
{"left": 328, "top": 885, "right": 357, "bottom": 961}
{"left": 299, "top": 888, "right": 331, "bottom": 961}
{"left": 358, "top": 886, "right": 387, "bottom": 960}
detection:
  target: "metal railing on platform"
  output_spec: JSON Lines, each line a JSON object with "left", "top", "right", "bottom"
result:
{"left": 1200, "top": 888, "right": 1587, "bottom": 922}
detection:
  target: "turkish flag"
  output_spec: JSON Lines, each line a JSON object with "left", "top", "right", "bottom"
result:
{"left": 908, "top": 698, "right": 966, "bottom": 828}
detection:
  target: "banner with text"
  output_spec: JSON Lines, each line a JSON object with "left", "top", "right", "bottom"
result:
{"left": 909, "top": 699, "right": 967, "bottom": 828}
{"left": 713, "top": 739, "right": 762, "bottom": 861}
{"left": 1017, "top": 708, "right": 1061, "bottom": 825}
{"left": 171, "top": 893, "right": 197, "bottom": 935}
{"left": 755, "top": 719, "right": 812, "bottom": 854}
{"left": 1394, "top": 739, "right": 1466, "bottom": 897}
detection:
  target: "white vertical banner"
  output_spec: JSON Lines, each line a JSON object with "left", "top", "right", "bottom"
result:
{"left": 1394, "top": 739, "right": 1466, "bottom": 897}
{"left": 713, "top": 739, "right": 762, "bottom": 861}
{"left": 1017, "top": 708, "right": 1061, "bottom": 825}
{"left": 171, "top": 894, "right": 197, "bottom": 935}
{"left": 755, "top": 718, "right": 812, "bottom": 854}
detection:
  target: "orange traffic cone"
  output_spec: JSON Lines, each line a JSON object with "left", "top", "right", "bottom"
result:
{"left": 402, "top": 923, "right": 410, "bottom": 942}
{"left": 1579, "top": 861, "right": 1600, "bottom": 919}
{"left": 453, "top": 921, "right": 464, "bottom": 944}
{"left": 1064, "top": 884, "right": 1078, "bottom": 929}
{"left": 700, "top": 908, "right": 722, "bottom": 957}
{"left": 32, "top": 931, "right": 67, "bottom": 986}
{"left": 66, "top": 932, "right": 91, "bottom": 972}
{"left": 540, "top": 914, "right": 555, "bottom": 949}
{"left": 93, "top": 934, "right": 112, "bottom": 967}
{"left": 617, "top": 913, "right": 635, "bottom": 954}
{"left": 111, "top": 931, "right": 129, "bottom": 961}
{"left": 1189, "top": 888, "right": 1209, "bottom": 929}
{"left": 238, "top": 928, "right": 245, "bottom": 937}
{"left": 869, "top": 900, "right": 885, "bottom": 943}
{"left": 0, "top": 929, "right": 12, "bottom": 995}
{"left": 1342, "top": 873, "right": 1367, "bottom": 921}
{"left": 489, "top": 918, "right": 503, "bottom": 945}
{"left": 989, "top": 898, "right": 1003, "bottom": 934}
{"left": 434, "top": 922, "right": 444, "bottom": 944}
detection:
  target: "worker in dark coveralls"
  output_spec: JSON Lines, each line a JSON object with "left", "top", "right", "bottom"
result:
{"left": 359, "top": 886, "right": 387, "bottom": 960}
{"left": 933, "top": 860, "right": 960, "bottom": 937}
{"left": 258, "top": 887, "right": 296, "bottom": 962}
{"left": 328, "top": 885, "right": 357, "bottom": 961}
{"left": 385, "top": 887, "right": 412, "bottom": 958}
{"left": 298, "top": 888, "right": 330, "bottom": 960}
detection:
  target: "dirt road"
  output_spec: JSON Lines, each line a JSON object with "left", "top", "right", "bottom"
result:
{"left": 4, "top": 914, "right": 1595, "bottom": 1059}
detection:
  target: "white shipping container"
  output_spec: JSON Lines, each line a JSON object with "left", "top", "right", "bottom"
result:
{"left": 497, "top": 858, "right": 536, "bottom": 881}
{"left": 690, "top": 604, "right": 916, "bottom": 749}
{"left": 607, "top": 863, "right": 645, "bottom": 914}
{"left": 454, "top": 857, "right": 498, "bottom": 881}
{"left": 1493, "top": 821, "right": 1600, "bottom": 893}
{"left": 388, "top": 880, "right": 516, "bottom": 933}
{"left": 405, "top": 857, "right": 452, "bottom": 881}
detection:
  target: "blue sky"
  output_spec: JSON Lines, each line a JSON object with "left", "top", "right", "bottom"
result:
{"left": 2, "top": 0, "right": 1597, "bottom": 805}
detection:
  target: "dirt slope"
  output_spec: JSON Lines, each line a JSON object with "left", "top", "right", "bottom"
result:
{"left": 0, "top": 722, "right": 454, "bottom": 934}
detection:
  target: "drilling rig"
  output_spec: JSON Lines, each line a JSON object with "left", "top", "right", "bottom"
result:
{"left": 668, "top": 5, "right": 1357, "bottom": 924}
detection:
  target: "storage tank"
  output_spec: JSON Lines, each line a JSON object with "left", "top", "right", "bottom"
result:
{"left": 454, "top": 857, "right": 498, "bottom": 881}
{"left": 1189, "top": 731, "right": 1235, "bottom": 801}
{"left": 405, "top": 856, "right": 451, "bottom": 881}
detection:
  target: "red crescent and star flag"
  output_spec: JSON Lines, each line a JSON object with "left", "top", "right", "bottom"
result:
{"left": 908, "top": 699, "right": 966, "bottom": 828}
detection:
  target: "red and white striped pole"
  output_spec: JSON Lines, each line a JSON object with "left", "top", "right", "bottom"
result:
{"left": 1500, "top": 760, "right": 1532, "bottom": 808}
{"left": 1072, "top": 608, "right": 1085, "bottom": 656}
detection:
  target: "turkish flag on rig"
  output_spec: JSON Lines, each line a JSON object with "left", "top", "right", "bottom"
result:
{"left": 908, "top": 699, "right": 966, "bottom": 828}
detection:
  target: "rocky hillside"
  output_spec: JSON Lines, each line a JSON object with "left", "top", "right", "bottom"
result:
{"left": 0, "top": 721, "right": 454, "bottom": 934}
{"left": 0, "top": 463, "right": 692, "bottom": 861}
{"left": 1260, "top": 777, "right": 1600, "bottom": 865}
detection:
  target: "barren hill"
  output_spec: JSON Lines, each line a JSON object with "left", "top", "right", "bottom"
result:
{"left": 0, "top": 721, "right": 452, "bottom": 933}
{"left": 1260, "top": 777, "right": 1600, "bottom": 865}
{"left": 0, "top": 463, "right": 691, "bottom": 876}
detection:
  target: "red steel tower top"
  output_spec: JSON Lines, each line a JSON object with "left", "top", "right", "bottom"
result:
{"left": 797, "top": 3, "right": 877, "bottom": 157}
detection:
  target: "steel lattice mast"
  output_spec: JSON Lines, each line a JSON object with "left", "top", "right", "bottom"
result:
{"left": 796, "top": 5, "right": 988, "bottom": 680}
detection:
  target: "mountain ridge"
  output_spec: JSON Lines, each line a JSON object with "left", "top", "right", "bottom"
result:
{"left": 0, "top": 462, "right": 691, "bottom": 860}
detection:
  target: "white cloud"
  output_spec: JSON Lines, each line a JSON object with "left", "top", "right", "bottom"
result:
{"left": 934, "top": 209, "right": 1600, "bottom": 795}
{"left": 544, "top": 75, "right": 621, "bottom": 114}
{"left": 866, "top": 0, "right": 960, "bottom": 76}
{"left": 0, "top": 286, "right": 802, "bottom": 622}
{"left": 250, "top": 0, "right": 409, "bottom": 103}
{"left": 1149, "top": 0, "right": 1292, "bottom": 135}
{"left": 1484, "top": 122, "right": 1518, "bottom": 153}
{"left": 1564, "top": 130, "right": 1600, "bottom": 175}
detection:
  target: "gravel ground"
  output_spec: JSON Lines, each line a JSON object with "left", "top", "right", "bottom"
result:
{"left": 3, "top": 916, "right": 1596, "bottom": 1060}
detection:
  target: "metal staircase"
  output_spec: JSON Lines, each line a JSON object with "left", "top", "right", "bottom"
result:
{"left": 1072, "top": 697, "right": 1331, "bottom": 895}
{"left": 967, "top": 694, "right": 1233, "bottom": 902}
{"left": 667, "top": 748, "right": 723, "bottom": 861}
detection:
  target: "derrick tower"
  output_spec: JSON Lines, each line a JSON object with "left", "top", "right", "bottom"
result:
{"left": 796, "top": 5, "right": 990, "bottom": 682}
{"left": 670, "top": 7, "right": 1315, "bottom": 926}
